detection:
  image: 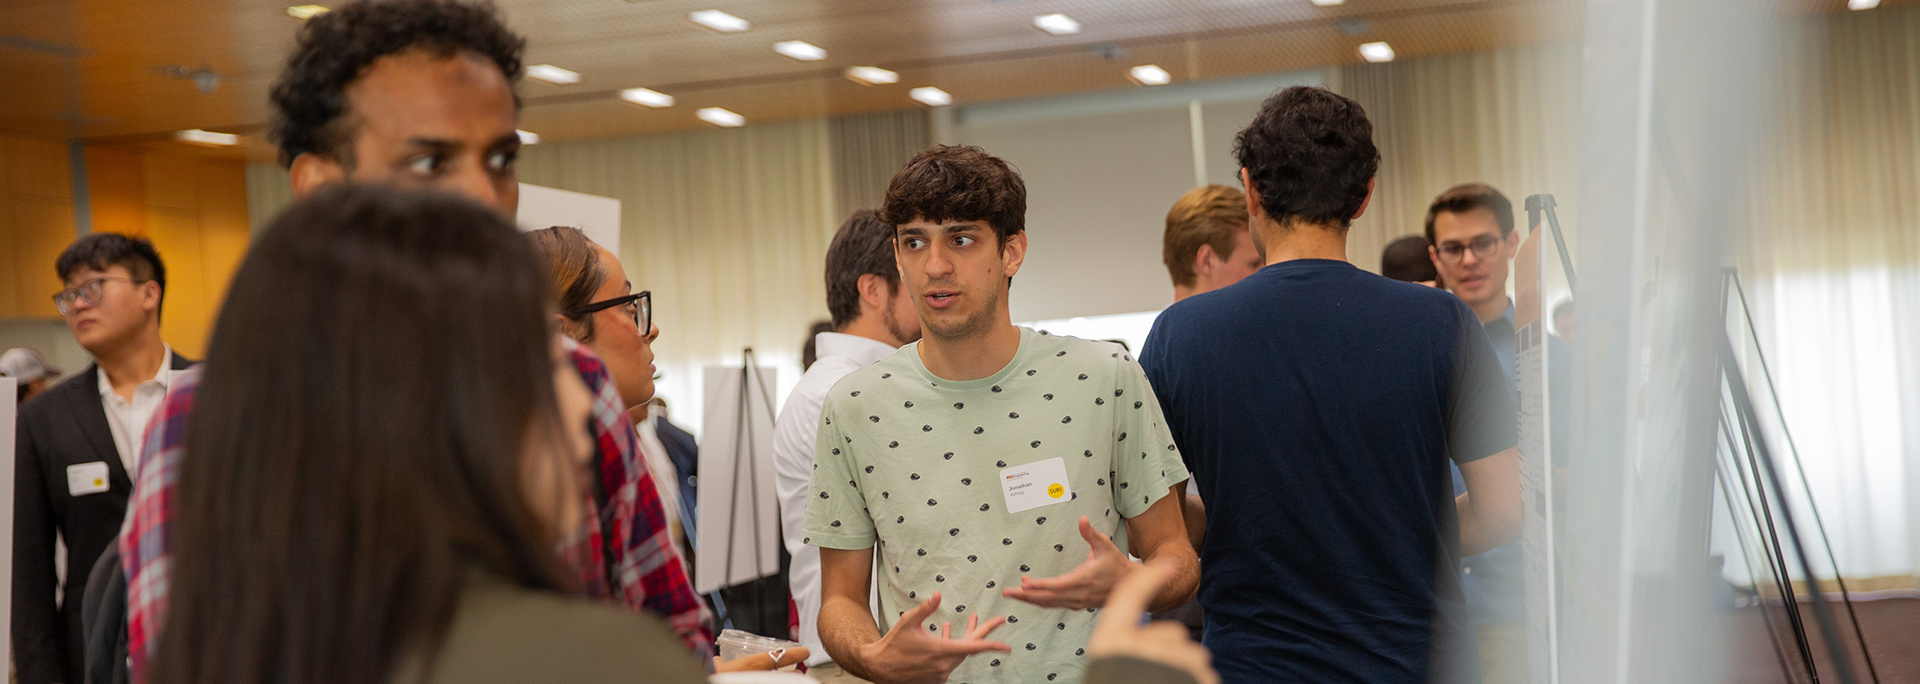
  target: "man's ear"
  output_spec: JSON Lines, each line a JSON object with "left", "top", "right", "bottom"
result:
{"left": 140, "top": 280, "right": 162, "bottom": 316}
{"left": 857, "top": 272, "right": 889, "bottom": 312}
{"left": 1002, "top": 231, "right": 1028, "bottom": 279}
{"left": 1240, "top": 168, "right": 1265, "bottom": 221}
{"left": 289, "top": 152, "right": 347, "bottom": 199}
{"left": 1193, "top": 243, "right": 1219, "bottom": 277}
{"left": 1352, "top": 177, "right": 1377, "bottom": 220}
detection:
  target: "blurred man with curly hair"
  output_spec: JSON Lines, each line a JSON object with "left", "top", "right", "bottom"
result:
{"left": 272, "top": 0, "right": 528, "bottom": 212}
{"left": 114, "top": 3, "right": 716, "bottom": 680}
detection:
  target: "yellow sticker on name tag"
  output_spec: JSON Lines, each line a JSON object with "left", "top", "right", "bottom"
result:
{"left": 1001, "top": 457, "right": 1072, "bottom": 514}
{"left": 67, "top": 461, "right": 110, "bottom": 497}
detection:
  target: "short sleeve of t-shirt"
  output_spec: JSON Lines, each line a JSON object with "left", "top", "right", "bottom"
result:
{"left": 1448, "top": 303, "right": 1520, "bottom": 465}
{"left": 803, "top": 400, "right": 878, "bottom": 549}
{"left": 1108, "top": 353, "right": 1189, "bottom": 519}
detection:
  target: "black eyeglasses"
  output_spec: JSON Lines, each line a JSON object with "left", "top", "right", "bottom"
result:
{"left": 1435, "top": 234, "right": 1505, "bottom": 264}
{"left": 570, "top": 290, "right": 651, "bottom": 332}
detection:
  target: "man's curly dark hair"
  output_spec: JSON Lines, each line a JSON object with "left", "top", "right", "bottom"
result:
{"left": 1233, "top": 86, "right": 1380, "bottom": 229}
{"left": 879, "top": 145, "right": 1027, "bottom": 244}
{"left": 269, "top": 0, "right": 526, "bottom": 168}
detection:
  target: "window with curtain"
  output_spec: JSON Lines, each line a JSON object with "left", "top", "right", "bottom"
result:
{"left": 1737, "top": 5, "right": 1920, "bottom": 590}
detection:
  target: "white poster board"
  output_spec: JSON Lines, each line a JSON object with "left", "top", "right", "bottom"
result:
{"left": 516, "top": 183, "right": 621, "bottom": 255}
{"left": 1517, "top": 220, "right": 1559, "bottom": 684}
{"left": 695, "top": 365, "right": 782, "bottom": 594}
{"left": 1, "top": 378, "right": 16, "bottom": 670}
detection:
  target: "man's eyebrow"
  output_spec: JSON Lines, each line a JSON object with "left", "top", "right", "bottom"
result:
{"left": 403, "top": 137, "right": 461, "bottom": 151}
{"left": 486, "top": 132, "right": 522, "bottom": 151}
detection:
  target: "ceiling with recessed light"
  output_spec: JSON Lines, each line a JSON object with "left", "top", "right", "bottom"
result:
{"left": 0, "top": 0, "right": 1884, "bottom": 158}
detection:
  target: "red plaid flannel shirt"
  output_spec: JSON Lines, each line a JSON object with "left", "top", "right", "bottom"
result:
{"left": 119, "top": 342, "right": 712, "bottom": 681}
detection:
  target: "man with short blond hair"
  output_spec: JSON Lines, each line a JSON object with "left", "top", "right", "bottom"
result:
{"left": 1162, "top": 184, "right": 1262, "bottom": 302}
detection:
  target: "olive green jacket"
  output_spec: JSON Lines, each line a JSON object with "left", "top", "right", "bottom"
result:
{"left": 391, "top": 573, "right": 709, "bottom": 684}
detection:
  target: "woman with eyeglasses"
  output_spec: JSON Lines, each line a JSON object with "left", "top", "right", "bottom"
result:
{"left": 528, "top": 227, "right": 809, "bottom": 672}
{"left": 528, "top": 227, "right": 660, "bottom": 413}
{"left": 148, "top": 186, "right": 708, "bottom": 684}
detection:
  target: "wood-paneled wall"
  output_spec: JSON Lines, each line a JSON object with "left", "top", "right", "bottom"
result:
{"left": 84, "top": 145, "right": 251, "bottom": 359}
{"left": 0, "top": 132, "right": 251, "bottom": 359}
{"left": 0, "top": 135, "right": 79, "bottom": 321}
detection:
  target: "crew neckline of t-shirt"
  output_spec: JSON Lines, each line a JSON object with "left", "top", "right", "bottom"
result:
{"left": 903, "top": 325, "right": 1034, "bottom": 391}
{"left": 1261, "top": 258, "right": 1357, "bottom": 273}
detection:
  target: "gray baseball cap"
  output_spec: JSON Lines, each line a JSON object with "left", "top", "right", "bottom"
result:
{"left": 0, "top": 348, "right": 62, "bottom": 383}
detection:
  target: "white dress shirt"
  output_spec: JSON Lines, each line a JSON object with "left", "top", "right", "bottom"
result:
{"left": 97, "top": 345, "right": 174, "bottom": 478}
{"left": 633, "top": 411, "right": 686, "bottom": 553}
{"left": 773, "top": 332, "right": 899, "bottom": 667}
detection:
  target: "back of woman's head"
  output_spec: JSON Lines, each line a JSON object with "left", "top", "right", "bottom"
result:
{"left": 152, "top": 185, "right": 571, "bottom": 684}
{"left": 527, "top": 226, "right": 606, "bottom": 342}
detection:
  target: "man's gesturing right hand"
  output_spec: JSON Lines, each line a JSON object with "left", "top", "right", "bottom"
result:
{"left": 855, "top": 592, "right": 1011, "bottom": 684}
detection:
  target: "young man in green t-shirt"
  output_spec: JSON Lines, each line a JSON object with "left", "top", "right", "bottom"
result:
{"left": 803, "top": 145, "right": 1199, "bottom": 684}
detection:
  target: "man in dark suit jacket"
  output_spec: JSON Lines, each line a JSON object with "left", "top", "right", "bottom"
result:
{"left": 14, "top": 234, "right": 185, "bottom": 684}
{"left": 652, "top": 404, "right": 699, "bottom": 534}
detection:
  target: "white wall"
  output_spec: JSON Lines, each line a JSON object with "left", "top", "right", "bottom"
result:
{"left": 0, "top": 319, "right": 89, "bottom": 386}
{"left": 953, "top": 70, "right": 1326, "bottom": 322}
{"left": 516, "top": 183, "right": 622, "bottom": 255}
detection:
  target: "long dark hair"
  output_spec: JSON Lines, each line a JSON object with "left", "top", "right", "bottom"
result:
{"left": 150, "top": 185, "right": 574, "bottom": 684}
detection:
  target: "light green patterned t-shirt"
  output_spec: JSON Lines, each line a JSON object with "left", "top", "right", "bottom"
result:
{"left": 803, "top": 327, "right": 1189, "bottom": 684}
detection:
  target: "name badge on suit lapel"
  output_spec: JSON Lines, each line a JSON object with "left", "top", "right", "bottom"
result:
{"left": 68, "top": 461, "right": 111, "bottom": 496}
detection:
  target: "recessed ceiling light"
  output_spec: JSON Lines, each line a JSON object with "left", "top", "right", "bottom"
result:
{"left": 286, "top": 5, "right": 328, "bottom": 19}
{"left": 516, "top": 129, "right": 540, "bottom": 144}
{"left": 526, "top": 64, "right": 581, "bottom": 85}
{"left": 1359, "top": 41, "right": 1396, "bottom": 63}
{"left": 1129, "top": 65, "right": 1171, "bottom": 86}
{"left": 774, "top": 40, "right": 827, "bottom": 61}
{"left": 1310, "top": 0, "right": 1345, "bottom": 6}
{"left": 845, "top": 66, "right": 899, "bottom": 85}
{"left": 619, "top": 88, "right": 676, "bottom": 108}
{"left": 690, "top": 9, "right": 750, "bottom": 33}
{"left": 174, "top": 129, "right": 239, "bottom": 147}
{"left": 697, "top": 107, "right": 746, "bottom": 127}
{"left": 1848, "top": 0, "right": 1879, "bottom": 9}
{"left": 909, "top": 87, "right": 952, "bottom": 107}
{"left": 1032, "top": 13, "right": 1081, "bottom": 36}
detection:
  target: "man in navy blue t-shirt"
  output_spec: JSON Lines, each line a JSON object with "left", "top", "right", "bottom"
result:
{"left": 1140, "top": 86, "right": 1522, "bottom": 684}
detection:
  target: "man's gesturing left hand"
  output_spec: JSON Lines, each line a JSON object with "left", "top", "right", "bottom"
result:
{"left": 1001, "top": 516, "right": 1133, "bottom": 609}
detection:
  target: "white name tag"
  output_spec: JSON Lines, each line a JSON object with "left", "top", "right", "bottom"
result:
{"left": 1001, "top": 457, "right": 1072, "bottom": 514}
{"left": 67, "top": 461, "right": 110, "bottom": 497}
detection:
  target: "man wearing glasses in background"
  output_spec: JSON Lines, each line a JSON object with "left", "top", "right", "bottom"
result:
{"left": 1425, "top": 182, "right": 1527, "bottom": 684}
{"left": 13, "top": 234, "right": 192, "bottom": 684}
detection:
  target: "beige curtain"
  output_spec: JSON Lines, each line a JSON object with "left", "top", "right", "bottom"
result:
{"left": 830, "top": 109, "right": 931, "bottom": 221}
{"left": 518, "top": 118, "right": 840, "bottom": 437}
{"left": 1332, "top": 28, "right": 1918, "bottom": 585}
{"left": 1734, "top": 5, "right": 1920, "bottom": 587}
{"left": 1337, "top": 41, "right": 1583, "bottom": 278}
